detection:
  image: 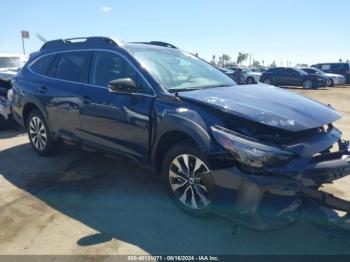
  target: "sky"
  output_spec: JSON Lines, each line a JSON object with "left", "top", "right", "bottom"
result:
{"left": 0, "top": 0, "right": 349, "bottom": 66}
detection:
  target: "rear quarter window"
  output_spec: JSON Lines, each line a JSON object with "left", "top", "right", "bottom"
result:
{"left": 30, "top": 55, "right": 56, "bottom": 75}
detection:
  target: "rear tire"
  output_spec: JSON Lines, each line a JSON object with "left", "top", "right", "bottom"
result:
{"left": 302, "top": 80, "right": 314, "bottom": 89}
{"left": 27, "top": 110, "right": 58, "bottom": 156}
{"left": 161, "top": 141, "right": 213, "bottom": 217}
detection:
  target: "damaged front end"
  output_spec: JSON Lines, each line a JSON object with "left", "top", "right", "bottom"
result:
{"left": 206, "top": 123, "right": 350, "bottom": 240}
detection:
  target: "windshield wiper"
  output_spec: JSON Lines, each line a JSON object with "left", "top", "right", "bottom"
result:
{"left": 167, "top": 87, "right": 201, "bottom": 93}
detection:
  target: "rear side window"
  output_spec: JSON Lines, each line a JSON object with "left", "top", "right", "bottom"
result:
{"left": 320, "top": 64, "right": 331, "bottom": 71}
{"left": 268, "top": 68, "right": 283, "bottom": 73}
{"left": 31, "top": 55, "right": 56, "bottom": 75}
{"left": 53, "top": 52, "right": 90, "bottom": 82}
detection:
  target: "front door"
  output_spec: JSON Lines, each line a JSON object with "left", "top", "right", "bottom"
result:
{"left": 80, "top": 51, "right": 155, "bottom": 161}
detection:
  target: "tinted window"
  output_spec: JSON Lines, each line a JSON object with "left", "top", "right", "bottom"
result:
{"left": 320, "top": 64, "right": 331, "bottom": 71}
{"left": 330, "top": 64, "right": 345, "bottom": 71}
{"left": 54, "top": 52, "right": 90, "bottom": 82}
{"left": 89, "top": 51, "right": 152, "bottom": 94}
{"left": 270, "top": 68, "right": 284, "bottom": 73}
{"left": 266, "top": 68, "right": 275, "bottom": 73}
{"left": 302, "top": 68, "right": 314, "bottom": 74}
{"left": 31, "top": 55, "right": 56, "bottom": 75}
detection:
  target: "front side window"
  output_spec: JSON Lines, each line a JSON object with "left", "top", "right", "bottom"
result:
{"left": 331, "top": 64, "right": 344, "bottom": 71}
{"left": 126, "top": 46, "right": 235, "bottom": 92}
{"left": 53, "top": 52, "right": 90, "bottom": 82}
{"left": 89, "top": 51, "right": 152, "bottom": 94}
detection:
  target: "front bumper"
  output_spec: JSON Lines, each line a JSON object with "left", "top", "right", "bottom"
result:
{"left": 331, "top": 76, "right": 347, "bottom": 85}
{"left": 206, "top": 129, "right": 350, "bottom": 232}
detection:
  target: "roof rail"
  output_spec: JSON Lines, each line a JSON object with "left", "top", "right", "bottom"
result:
{"left": 132, "top": 41, "right": 177, "bottom": 49}
{"left": 40, "top": 36, "right": 123, "bottom": 51}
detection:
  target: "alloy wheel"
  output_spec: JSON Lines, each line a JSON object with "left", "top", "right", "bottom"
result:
{"left": 303, "top": 80, "right": 313, "bottom": 89}
{"left": 168, "top": 154, "right": 211, "bottom": 210}
{"left": 29, "top": 116, "right": 47, "bottom": 151}
{"left": 246, "top": 77, "right": 255, "bottom": 85}
{"left": 264, "top": 79, "right": 272, "bottom": 85}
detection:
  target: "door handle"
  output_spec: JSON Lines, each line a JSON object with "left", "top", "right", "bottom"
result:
{"left": 38, "top": 86, "right": 48, "bottom": 94}
{"left": 82, "top": 96, "right": 92, "bottom": 104}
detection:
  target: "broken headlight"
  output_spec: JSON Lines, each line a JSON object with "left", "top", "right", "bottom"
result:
{"left": 211, "top": 126, "right": 296, "bottom": 168}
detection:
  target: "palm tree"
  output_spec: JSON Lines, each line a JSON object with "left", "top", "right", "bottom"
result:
{"left": 218, "top": 54, "right": 231, "bottom": 67}
{"left": 236, "top": 52, "right": 248, "bottom": 65}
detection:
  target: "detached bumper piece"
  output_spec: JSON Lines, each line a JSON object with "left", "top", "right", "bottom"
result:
{"left": 305, "top": 149, "right": 350, "bottom": 183}
{"left": 208, "top": 141, "right": 350, "bottom": 239}
{"left": 301, "top": 187, "right": 350, "bottom": 242}
{"left": 208, "top": 167, "right": 303, "bottom": 231}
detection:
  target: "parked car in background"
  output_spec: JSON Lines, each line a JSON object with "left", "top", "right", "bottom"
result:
{"left": 311, "top": 63, "right": 350, "bottom": 84}
{"left": 250, "top": 67, "right": 268, "bottom": 73}
{"left": 260, "top": 67, "right": 328, "bottom": 89}
{"left": 218, "top": 68, "right": 235, "bottom": 79}
{"left": 0, "top": 54, "right": 26, "bottom": 81}
{"left": 227, "top": 66, "right": 261, "bottom": 84}
{"left": 301, "top": 67, "right": 346, "bottom": 87}
{"left": 0, "top": 54, "right": 25, "bottom": 127}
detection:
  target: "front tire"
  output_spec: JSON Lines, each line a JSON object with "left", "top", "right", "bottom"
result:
{"left": 329, "top": 79, "right": 334, "bottom": 87}
{"left": 161, "top": 141, "right": 213, "bottom": 217}
{"left": 263, "top": 78, "right": 272, "bottom": 85}
{"left": 246, "top": 77, "right": 255, "bottom": 85}
{"left": 27, "top": 110, "right": 58, "bottom": 156}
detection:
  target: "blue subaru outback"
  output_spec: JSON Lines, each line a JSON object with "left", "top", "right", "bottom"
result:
{"left": 11, "top": 37, "right": 350, "bottom": 237}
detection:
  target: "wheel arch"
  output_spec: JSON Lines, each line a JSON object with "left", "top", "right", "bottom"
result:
{"left": 151, "top": 115, "right": 212, "bottom": 173}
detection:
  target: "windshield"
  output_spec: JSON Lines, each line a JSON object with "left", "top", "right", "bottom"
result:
{"left": 0, "top": 57, "right": 22, "bottom": 68}
{"left": 310, "top": 68, "right": 325, "bottom": 75}
{"left": 302, "top": 68, "right": 325, "bottom": 75}
{"left": 294, "top": 68, "right": 308, "bottom": 75}
{"left": 126, "top": 46, "right": 236, "bottom": 92}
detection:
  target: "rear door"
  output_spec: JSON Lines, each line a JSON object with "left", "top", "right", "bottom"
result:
{"left": 46, "top": 51, "right": 91, "bottom": 141}
{"left": 285, "top": 69, "right": 301, "bottom": 85}
{"left": 80, "top": 50, "right": 155, "bottom": 161}
{"left": 274, "top": 68, "right": 289, "bottom": 85}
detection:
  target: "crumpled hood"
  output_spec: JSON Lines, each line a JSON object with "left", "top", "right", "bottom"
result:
{"left": 179, "top": 84, "right": 341, "bottom": 132}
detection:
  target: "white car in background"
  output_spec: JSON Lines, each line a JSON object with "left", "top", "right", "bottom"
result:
{"left": 227, "top": 66, "right": 262, "bottom": 84}
{"left": 301, "top": 67, "right": 346, "bottom": 86}
{"left": 0, "top": 54, "right": 26, "bottom": 126}
{"left": 0, "top": 54, "right": 27, "bottom": 81}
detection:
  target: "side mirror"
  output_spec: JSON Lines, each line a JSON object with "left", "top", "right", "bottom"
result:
{"left": 108, "top": 78, "right": 137, "bottom": 93}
